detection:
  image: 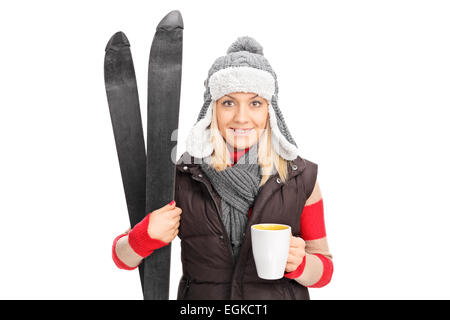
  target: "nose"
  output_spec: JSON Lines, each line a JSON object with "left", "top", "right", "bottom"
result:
{"left": 233, "top": 105, "right": 250, "bottom": 125}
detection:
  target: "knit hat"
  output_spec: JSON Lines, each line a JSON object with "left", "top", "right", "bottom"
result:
{"left": 185, "top": 36, "right": 300, "bottom": 161}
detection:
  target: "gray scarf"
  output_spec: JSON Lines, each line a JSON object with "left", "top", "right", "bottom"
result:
{"left": 200, "top": 143, "right": 262, "bottom": 261}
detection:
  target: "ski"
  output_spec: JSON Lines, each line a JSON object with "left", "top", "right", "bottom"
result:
{"left": 104, "top": 31, "right": 146, "bottom": 294}
{"left": 142, "top": 10, "right": 183, "bottom": 300}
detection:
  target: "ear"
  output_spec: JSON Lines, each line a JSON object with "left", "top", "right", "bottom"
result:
{"left": 268, "top": 104, "right": 299, "bottom": 161}
{"left": 211, "top": 101, "right": 217, "bottom": 128}
{"left": 185, "top": 101, "right": 214, "bottom": 158}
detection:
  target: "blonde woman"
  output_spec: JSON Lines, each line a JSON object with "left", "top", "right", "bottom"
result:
{"left": 112, "top": 37, "right": 333, "bottom": 300}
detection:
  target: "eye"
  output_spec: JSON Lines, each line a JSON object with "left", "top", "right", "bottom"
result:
{"left": 251, "top": 100, "right": 262, "bottom": 107}
{"left": 222, "top": 100, "right": 234, "bottom": 107}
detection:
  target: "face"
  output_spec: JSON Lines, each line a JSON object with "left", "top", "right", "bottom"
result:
{"left": 215, "top": 92, "right": 269, "bottom": 150}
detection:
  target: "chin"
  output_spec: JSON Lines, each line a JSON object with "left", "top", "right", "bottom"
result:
{"left": 229, "top": 138, "right": 257, "bottom": 150}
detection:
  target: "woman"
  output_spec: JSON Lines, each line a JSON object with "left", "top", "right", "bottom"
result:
{"left": 112, "top": 36, "right": 333, "bottom": 300}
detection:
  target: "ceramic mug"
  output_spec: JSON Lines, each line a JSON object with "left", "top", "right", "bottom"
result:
{"left": 251, "top": 223, "right": 291, "bottom": 280}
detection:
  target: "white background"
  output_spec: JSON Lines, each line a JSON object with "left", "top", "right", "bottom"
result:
{"left": 0, "top": 0, "right": 449, "bottom": 299}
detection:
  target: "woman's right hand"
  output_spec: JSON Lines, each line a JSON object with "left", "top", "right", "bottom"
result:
{"left": 147, "top": 200, "right": 182, "bottom": 243}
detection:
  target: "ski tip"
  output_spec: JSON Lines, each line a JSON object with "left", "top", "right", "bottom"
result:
{"left": 105, "top": 31, "right": 130, "bottom": 52}
{"left": 157, "top": 10, "right": 183, "bottom": 31}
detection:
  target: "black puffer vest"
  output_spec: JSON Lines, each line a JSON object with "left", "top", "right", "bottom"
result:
{"left": 174, "top": 152, "right": 318, "bottom": 300}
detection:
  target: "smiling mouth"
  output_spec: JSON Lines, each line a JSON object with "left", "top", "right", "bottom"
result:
{"left": 229, "top": 128, "right": 255, "bottom": 135}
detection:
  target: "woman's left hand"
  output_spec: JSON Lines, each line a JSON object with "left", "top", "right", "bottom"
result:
{"left": 285, "top": 235, "right": 306, "bottom": 273}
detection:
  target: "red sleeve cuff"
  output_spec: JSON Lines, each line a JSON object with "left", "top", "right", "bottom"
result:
{"left": 307, "top": 254, "right": 333, "bottom": 288}
{"left": 112, "top": 233, "right": 138, "bottom": 270}
{"left": 284, "top": 256, "right": 306, "bottom": 279}
{"left": 127, "top": 213, "right": 168, "bottom": 258}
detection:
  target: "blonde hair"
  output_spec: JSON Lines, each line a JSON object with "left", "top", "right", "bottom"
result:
{"left": 208, "top": 102, "right": 289, "bottom": 187}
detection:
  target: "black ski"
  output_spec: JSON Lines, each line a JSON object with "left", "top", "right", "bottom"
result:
{"left": 104, "top": 31, "right": 146, "bottom": 293}
{"left": 104, "top": 10, "right": 183, "bottom": 300}
{"left": 142, "top": 10, "right": 183, "bottom": 300}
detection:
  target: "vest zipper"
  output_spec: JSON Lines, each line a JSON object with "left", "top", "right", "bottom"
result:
{"left": 191, "top": 175, "right": 235, "bottom": 262}
{"left": 181, "top": 279, "right": 191, "bottom": 300}
{"left": 287, "top": 280, "right": 296, "bottom": 300}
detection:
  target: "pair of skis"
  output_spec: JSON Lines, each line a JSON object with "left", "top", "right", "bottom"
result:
{"left": 104, "top": 10, "right": 183, "bottom": 300}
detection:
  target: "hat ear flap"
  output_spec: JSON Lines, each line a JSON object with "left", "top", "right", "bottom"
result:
{"left": 268, "top": 104, "right": 299, "bottom": 161}
{"left": 186, "top": 101, "right": 214, "bottom": 158}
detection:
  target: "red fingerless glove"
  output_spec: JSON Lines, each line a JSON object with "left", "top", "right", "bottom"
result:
{"left": 127, "top": 213, "right": 169, "bottom": 258}
{"left": 284, "top": 255, "right": 307, "bottom": 279}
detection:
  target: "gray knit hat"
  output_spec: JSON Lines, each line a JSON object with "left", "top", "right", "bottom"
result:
{"left": 185, "top": 36, "right": 300, "bottom": 160}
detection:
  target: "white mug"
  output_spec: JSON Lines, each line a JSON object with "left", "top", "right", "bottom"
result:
{"left": 251, "top": 223, "right": 291, "bottom": 280}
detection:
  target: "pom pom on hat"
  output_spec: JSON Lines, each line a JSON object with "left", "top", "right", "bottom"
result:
{"left": 226, "top": 36, "right": 264, "bottom": 55}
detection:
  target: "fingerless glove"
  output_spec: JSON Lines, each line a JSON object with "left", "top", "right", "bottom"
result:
{"left": 127, "top": 213, "right": 169, "bottom": 258}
